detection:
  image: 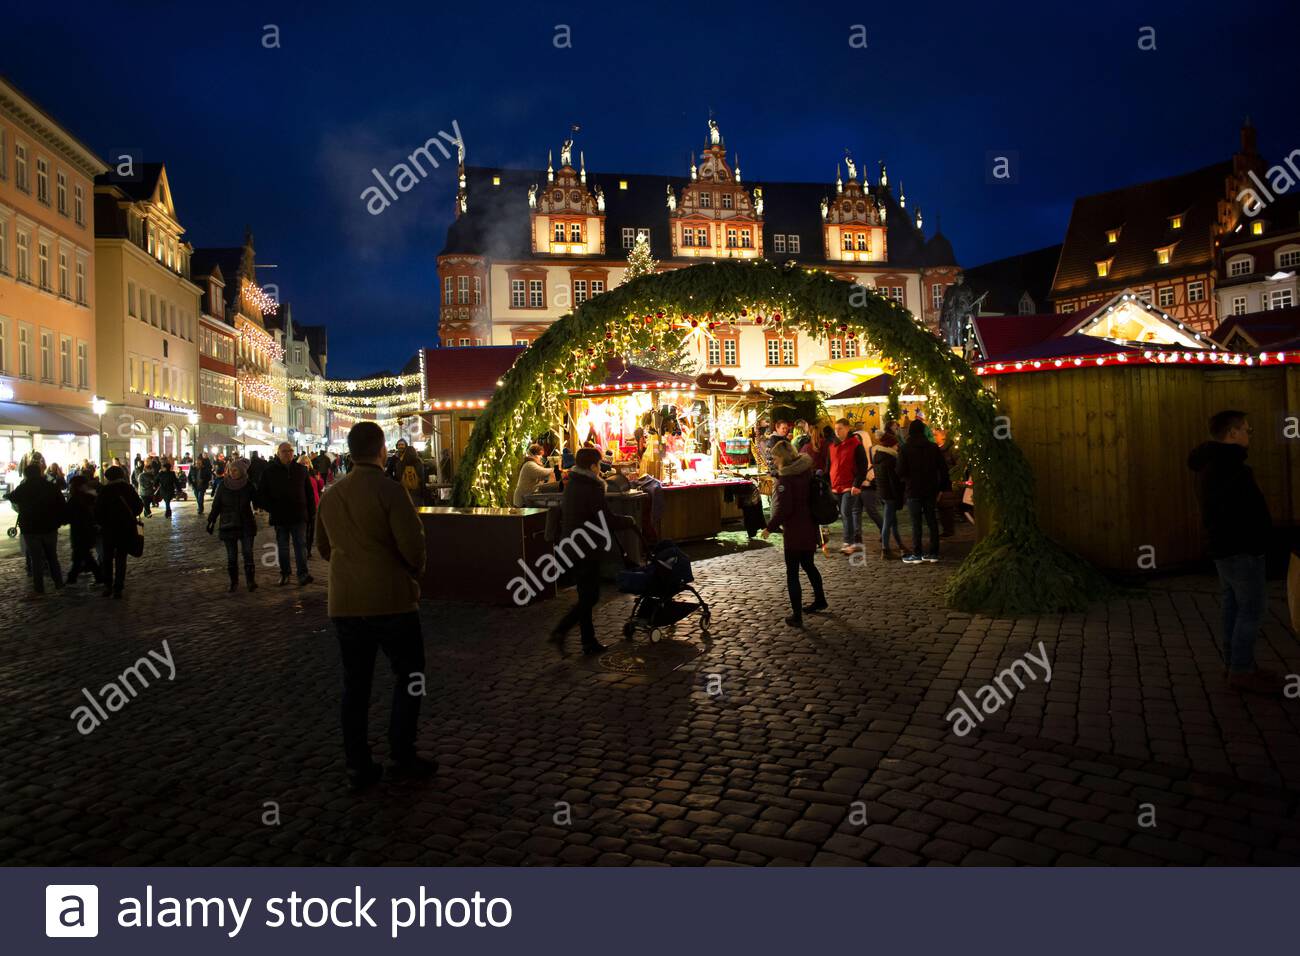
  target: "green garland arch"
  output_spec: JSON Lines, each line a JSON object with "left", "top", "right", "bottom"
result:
{"left": 453, "top": 260, "right": 1110, "bottom": 615}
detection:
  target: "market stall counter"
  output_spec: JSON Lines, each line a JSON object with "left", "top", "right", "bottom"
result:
{"left": 656, "top": 477, "right": 756, "bottom": 540}
{"left": 416, "top": 506, "right": 552, "bottom": 605}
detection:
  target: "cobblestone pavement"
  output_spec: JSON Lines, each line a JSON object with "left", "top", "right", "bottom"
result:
{"left": 2, "top": 497, "right": 1299, "bottom": 867}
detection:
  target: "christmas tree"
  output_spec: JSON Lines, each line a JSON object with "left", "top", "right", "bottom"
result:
{"left": 620, "top": 230, "right": 657, "bottom": 283}
{"left": 621, "top": 232, "right": 696, "bottom": 374}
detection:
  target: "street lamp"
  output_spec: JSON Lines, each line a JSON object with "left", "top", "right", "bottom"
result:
{"left": 91, "top": 395, "right": 108, "bottom": 470}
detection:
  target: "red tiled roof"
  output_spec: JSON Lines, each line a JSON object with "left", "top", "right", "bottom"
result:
{"left": 988, "top": 334, "right": 1145, "bottom": 363}
{"left": 422, "top": 346, "right": 524, "bottom": 402}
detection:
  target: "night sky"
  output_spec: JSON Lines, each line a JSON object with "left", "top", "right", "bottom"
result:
{"left": 8, "top": 0, "right": 1297, "bottom": 377}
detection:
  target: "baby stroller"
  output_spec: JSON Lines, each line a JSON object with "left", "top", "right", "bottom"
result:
{"left": 617, "top": 537, "right": 711, "bottom": 643}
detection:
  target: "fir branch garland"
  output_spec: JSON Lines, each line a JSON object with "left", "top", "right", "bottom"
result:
{"left": 452, "top": 260, "right": 1109, "bottom": 615}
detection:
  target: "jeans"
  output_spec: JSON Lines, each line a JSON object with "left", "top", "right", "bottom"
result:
{"left": 275, "top": 523, "right": 309, "bottom": 580}
{"left": 554, "top": 555, "right": 602, "bottom": 648}
{"left": 784, "top": 549, "right": 825, "bottom": 617}
{"left": 907, "top": 497, "right": 940, "bottom": 557}
{"left": 860, "top": 487, "right": 883, "bottom": 532}
{"left": 1214, "top": 553, "right": 1266, "bottom": 674}
{"left": 224, "top": 534, "right": 256, "bottom": 583}
{"left": 881, "top": 500, "right": 904, "bottom": 549}
{"left": 335, "top": 611, "right": 426, "bottom": 772}
{"left": 26, "top": 532, "right": 63, "bottom": 592}
{"left": 838, "top": 491, "right": 862, "bottom": 544}
{"left": 195, "top": 484, "right": 207, "bottom": 514}
{"left": 162, "top": 494, "right": 173, "bottom": 517}
{"left": 102, "top": 540, "right": 128, "bottom": 594}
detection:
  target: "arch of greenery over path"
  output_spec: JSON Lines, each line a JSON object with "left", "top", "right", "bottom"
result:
{"left": 453, "top": 260, "right": 1109, "bottom": 614}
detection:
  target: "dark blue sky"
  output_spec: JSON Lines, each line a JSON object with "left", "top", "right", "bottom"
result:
{"left": 8, "top": 0, "right": 1297, "bottom": 376}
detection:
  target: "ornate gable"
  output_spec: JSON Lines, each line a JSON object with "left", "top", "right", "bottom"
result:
{"left": 530, "top": 135, "right": 605, "bottom": 255}
{"left": 669, "top": 120, "right": 763, "bottom": 259}
{"left": 822, "top": 153, "right": 887, "bottom": 263}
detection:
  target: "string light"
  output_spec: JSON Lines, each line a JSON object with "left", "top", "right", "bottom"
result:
{"left": 238, "top": 323, "right": 285, "bottom": 362}
{"left": 244, "top": 282, "right": 279, "bottom": 316}
{"left": 290, "top": 373, "right": 422, "bottom": 393}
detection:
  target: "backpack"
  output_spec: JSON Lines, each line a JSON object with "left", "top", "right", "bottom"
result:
{"left": 808, "top": 473, "right": 840, "bottom": 525}
{"left": 401, "top": 463, "right": 421, "bottom": 494}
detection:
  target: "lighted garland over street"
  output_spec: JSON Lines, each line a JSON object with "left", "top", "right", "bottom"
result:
{"left": 452, "top": 259, "right": 1110, "bottom": 615}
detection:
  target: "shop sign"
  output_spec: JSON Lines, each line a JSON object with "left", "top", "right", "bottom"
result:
{"left": 147, "top": 399, "right": 196, "bottom": 416}
{"left": 696, "top": 372, "right": 739, "bottom": 390}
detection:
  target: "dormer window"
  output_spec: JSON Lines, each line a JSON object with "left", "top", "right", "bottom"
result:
{"left": 492, "top": 176, "right": 501, "bottom": 186}
{"left": 1106, "top": 228, "right": 1121, "bottom": 244}
{"left": 618, "top": 180, "right": 628, "bottom": 190}
{"left": 1252, "top": 220, "right": 1265, "bottom": 236}
{"left": 1169, "top": 215, "right": 1183, "bottom": 230}
{"left": 1096, "top": 258, "right": 1113, "bottom": 278}
{"left": 1227, "top": 255, "right": 1254, "bottom": 278}
{"left": 1155, "top": 245, "right": 1174, "bottom": 266}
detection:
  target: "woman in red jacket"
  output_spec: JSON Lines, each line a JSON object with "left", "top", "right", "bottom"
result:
{"left": 761, "top": 440, "right": 827, "bottom": 627}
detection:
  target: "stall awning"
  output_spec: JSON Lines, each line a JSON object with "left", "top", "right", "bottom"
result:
{"left": 571, "top": 359, "right": 699, "bottom": 396}
{"left": 0, "top": 401, "right": 97, "bottom": 435}
{"left": 198, "top": 431, "right": 243, "bottom": 447}
{"left": 826, "top": 374, "right": 895, "bottom": 404}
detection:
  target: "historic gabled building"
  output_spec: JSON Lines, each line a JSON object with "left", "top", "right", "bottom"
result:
{"left": 1215, "top": 190, "right": 1300, "bottom": 319}
{"left": 962, "top": 244, "right": 1063, "bottom": 317}
{"left": 93, "top": 162, "right": 203, "bottom": 462}
{"left": 191, "top": 259, "right": 238, "bottom": 453}
{"left": 437, "top": 121, "right": 960, "bottom": 390}
{"left": 191, "top": 231, "right": 285, "bottom": 453}
{"left": 1051, "top": 122, "right": 1264, "bottom": 334}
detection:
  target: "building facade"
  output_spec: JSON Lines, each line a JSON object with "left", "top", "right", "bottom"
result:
{"left": 1215, "top": 191, "right": 1300, "bottom": 319}
{"left": 192, "top": 232, "right": 285, "bottom": 455}
{"left": 193, "top": 262, "right": 239, "bottom": 453}
{"left": 272, "top": 303, "right": 330, "bottom": 451}
{"left": 436, "top": 122, "right": 960, "bottom": 391}
{"left": 0, "top": 76, "right": 107, "bottom": 469}
{"left": 1051, "top": 122, "right": 1265, "bottom": 334}
{"left": 93, "top": 163, "right": 202, "bottom": 462}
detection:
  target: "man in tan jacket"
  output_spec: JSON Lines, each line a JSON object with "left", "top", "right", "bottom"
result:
{"left": 316, "top": 421, "right": 431, "bottom": 790}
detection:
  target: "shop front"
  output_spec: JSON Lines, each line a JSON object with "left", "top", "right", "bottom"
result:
{"left": 0, "top": 395, "right": 98, "bottom": 490}
{"left": 106, "top": 398, "right": 200, "bottom": 464}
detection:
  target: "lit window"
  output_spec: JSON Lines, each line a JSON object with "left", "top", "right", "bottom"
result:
{"left": 1169, "top": 215, "right": 1182, "bottom": 230}
{"left": 1096, "top": 259, "right": 1112, "bottom": 277}
{"left": 1106, "top": 228, "right": 1120, "bottom": 244}
{"left": 618, "top": 180, "right": 628, "bottom": 190}
{"left": 1155, "top": 247, "right": 1172, "bottom": 266}
{"left": 1252, "top": 220, "right": 1264, "bottom": 236}
{"left": 1187, "top": 281, "right": 1205, "bottom": 303}
{"left": 1158, "top": 286, "right": 1174, "bottom": 307}
{"left": 492, "top": 176, "right": 501, "bottom": 186}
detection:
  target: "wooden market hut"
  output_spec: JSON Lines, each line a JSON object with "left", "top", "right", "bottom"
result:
{"left": 972, "top": 312, "right": 1300, "bottom": 573}
{"left": 419, "top": 345, "right": 525, "bottom": 473}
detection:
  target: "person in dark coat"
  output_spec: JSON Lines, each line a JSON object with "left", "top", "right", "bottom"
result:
{"left": 1188, "top": 409, "right": 1279, "bottom": 695}
{"left": 896, "top": 419, "right": 949, "bottom": 564}
{"left": 207, "top": 458, "right": 259, "bottom": 592}
{"left": 94, "top": 466, "right": 143, "bottom": 598}
{"left": 247, "top": 451, "right": 268, "bottom": 490}
{"left": 871, "top": 431, "right": 907, "bottom": 558}
{"left": 65, "top": 474, "right": 103, "bottom": 586}
{"left": 191, "top": 454, "right": 213, "bottom": 514}
{"left": 258, "top": 441, "right": 316, "bottom": 586}
{"left": 138, "top": 460, "right": 158, "bottom": 517}
{"left": 549, "top": 446, "right": 636, "bottom": 656}
{"left": 6, "top": 463, "right": 67, "bottom": 595}
{"left": 157, "top": 461, "right": 179, "bottom": 517}
{"left": 761, "top": 440, "right": 827, "bottom": 627}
